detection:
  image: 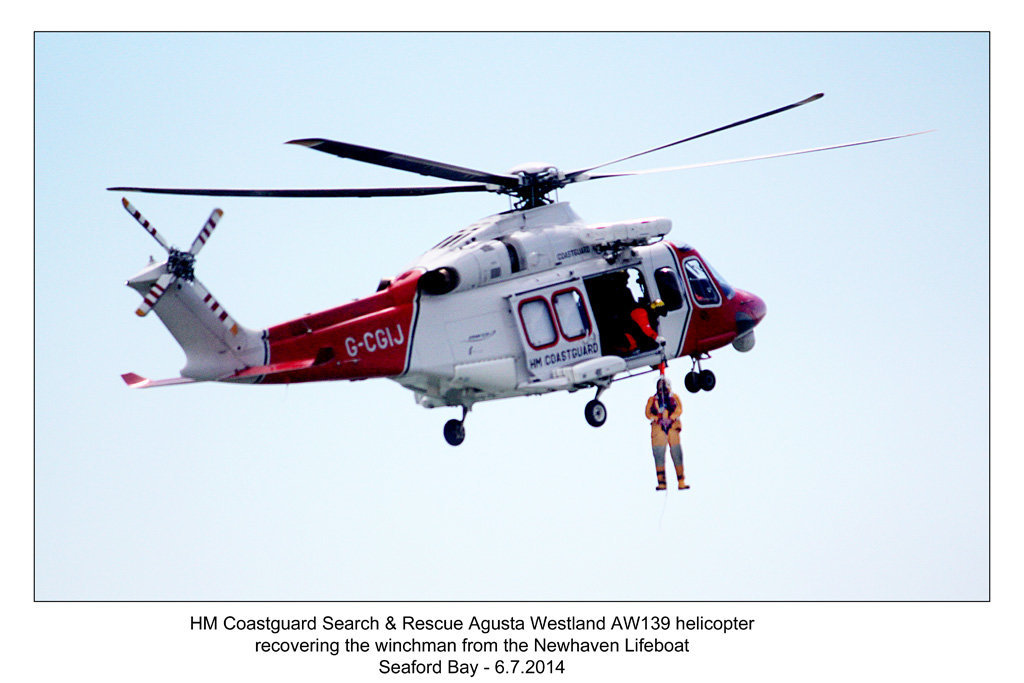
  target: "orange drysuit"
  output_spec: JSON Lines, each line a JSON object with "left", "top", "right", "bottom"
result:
{"left": 645, "top": 379, "right": 688, "bottom": 490}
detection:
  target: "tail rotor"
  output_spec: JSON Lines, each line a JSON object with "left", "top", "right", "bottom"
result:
{"left": 122, "top": 197, "right": 171, "bottom": 252}
{"left": 189, "top": 208, "right": 223, "bottom": 256}
{"left": 135, "top": 272, "right": 174, "bottom": 317}
{"left": 121, "top": 198, "right": 225, "bottom": 317}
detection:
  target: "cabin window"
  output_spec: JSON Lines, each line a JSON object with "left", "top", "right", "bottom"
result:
{"left": 683, "top": 258, "right": 721, "bottom": 306}
{"left": 653, "top": 267, "right": 684, "bottom": 311}
{"left": 518, "top": 297, "right": 558, "bottom": 349}
{"left": 552, "top": 289, "right": 590, "bottom": 340}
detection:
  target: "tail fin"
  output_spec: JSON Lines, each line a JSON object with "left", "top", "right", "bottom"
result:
{"left": 126, "top": 263, "right": 268, "bottom": 380}
{"left": 121, "top": 199, "right": 268, "bottom": 381}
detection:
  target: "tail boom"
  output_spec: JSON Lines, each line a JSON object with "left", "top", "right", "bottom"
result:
{"left": 125, "top": 265, "right": 422, "bottom": 387}
{"left": 256, "top": 269, "right": 422, "bottom": 384}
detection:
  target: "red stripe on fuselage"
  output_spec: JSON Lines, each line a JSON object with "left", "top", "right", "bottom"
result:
{"left": 259, "top": 269, "right": 422, "bottom": 384}
{"left": 671, "top": 244, "right": 737, "bottom": 356}
{"left": 670, "top": 243, "right": 765, "bottom": 357}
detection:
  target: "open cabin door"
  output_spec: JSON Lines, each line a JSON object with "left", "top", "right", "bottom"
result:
{"left": 580, "top": 250, "right": 691, "bottom": 363}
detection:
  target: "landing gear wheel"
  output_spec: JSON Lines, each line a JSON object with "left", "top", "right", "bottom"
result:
{"left": 684, "top": 371, "right": 701, "bottom": 394}
{"left": 443, "top": 419, "right": 466, "bottom": 446}
{"left": 584, "top": 399, "right": 607, "bottom": 427}
{"left": 698, "top": 369, "right": 717, "bottom": 391}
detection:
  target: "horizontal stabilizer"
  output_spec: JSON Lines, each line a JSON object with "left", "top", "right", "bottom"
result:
{"left": 226, "top": 346, "right": 338, "bottom": 380}
{"left": 227, "top": 357, "right": 318, "bottom": 380}
{"left": 121, "top": 372, "right": 199, "bottom": 389}
{"left": 123, "top": 353, "right": 328, "bottom": 388}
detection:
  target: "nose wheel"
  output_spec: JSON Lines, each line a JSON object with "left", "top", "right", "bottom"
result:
{"left": 684, "top": 355, "right": 716, "bottom": 393}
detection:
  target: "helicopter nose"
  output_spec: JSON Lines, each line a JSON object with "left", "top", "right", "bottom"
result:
{"left": 735, "top": 291, "right": 766, "bottom": 334}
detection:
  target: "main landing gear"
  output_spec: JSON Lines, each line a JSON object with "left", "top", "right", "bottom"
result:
{"left": 584, "top": 399, "right": 607, "bottom": 427}
{"left": 584, "top": 386, "right": 608, "bottom": 427}
{"left": 683, "top": 355, "right": 716, "bottom": 394}
{"left": 443, "top": 406, "right": 469, "bottom": 446}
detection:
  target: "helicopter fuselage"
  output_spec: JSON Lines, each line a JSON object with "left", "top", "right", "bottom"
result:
{"left": 249, "top": 202, "right": 765, "bottom": 411}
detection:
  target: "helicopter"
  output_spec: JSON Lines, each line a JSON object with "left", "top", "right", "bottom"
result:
{"left": 112, "top": 92, "right": 926, "bottom": 445}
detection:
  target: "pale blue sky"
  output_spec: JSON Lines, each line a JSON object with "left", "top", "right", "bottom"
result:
{"left": 35, "top": 32, "right": 987, "bottom": 600}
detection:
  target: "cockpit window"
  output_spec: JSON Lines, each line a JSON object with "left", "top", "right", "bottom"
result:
{"left": 683, "top": 258, "right": 721, "bottom": 306}
{"left": 707, "top": 263, "right": 735, "bottom": 300}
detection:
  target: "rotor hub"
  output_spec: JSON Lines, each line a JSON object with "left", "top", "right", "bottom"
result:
{"left": 167, "top": 248, "right": 196, "bottom": 281}
{"left": 505, "top": 163, "right": 567, "bottom": 209}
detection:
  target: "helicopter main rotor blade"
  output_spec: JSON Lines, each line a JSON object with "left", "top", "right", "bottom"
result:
{"left": 107, "top": 184, "right": 495, "bottom": 198}
{"left": 565, "top": 93, "right": 825, "bottom": 182}
{"left": 578, "top": 130, "right": 934, "bottom": 182}
{"left": 287, "top": 138, "right": 519, "bottom": 188}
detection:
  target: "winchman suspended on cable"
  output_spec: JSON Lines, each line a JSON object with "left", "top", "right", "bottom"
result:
{"left": 645, "top": 376, "right": 689, "bottom": 491}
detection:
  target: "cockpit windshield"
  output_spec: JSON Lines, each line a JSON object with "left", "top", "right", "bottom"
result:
{"left": 682, "top": 257, "right": 721, "bottom": 306}
{"left": 706, "top": 262, "right": 735, "bottom": 299}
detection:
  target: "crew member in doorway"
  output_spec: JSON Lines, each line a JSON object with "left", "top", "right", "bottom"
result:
{"left": 645, "top": 377, "right": 688, "bottom": 490}
{"left": 606, "top": 271, "right": 662, "bottom": 356}
{"left": 626, "top": 298, "right": 662, "bottom": 353}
